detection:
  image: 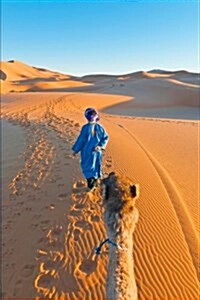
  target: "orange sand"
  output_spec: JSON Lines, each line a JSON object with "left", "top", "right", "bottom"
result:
{"left": 1, "top": 61, "right": 199, "bottom": 300}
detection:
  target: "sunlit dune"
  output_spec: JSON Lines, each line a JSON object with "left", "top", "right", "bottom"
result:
{"left": 1, "top": 60, "right": 91, "bottom": 93}
{"left": 1, "top": 61, "right": 199, "bottom": 300}
{"left": 1, "top": 60, "right": 199, "bottom": 95}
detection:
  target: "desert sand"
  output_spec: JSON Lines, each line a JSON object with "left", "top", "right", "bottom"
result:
{"left": 1, "top": 61, "right": 199, "bottom": 300}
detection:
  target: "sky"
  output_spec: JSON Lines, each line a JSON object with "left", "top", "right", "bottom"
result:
{"left": 1, "top": 0, "right": 199, "bottom": 76}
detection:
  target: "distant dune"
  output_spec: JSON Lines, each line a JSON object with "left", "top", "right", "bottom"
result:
{"left": 0, "top": 60, "right": 91, "bottom": 93}
{"left": 1, "top": 60, "right": 199, "bottom": 94}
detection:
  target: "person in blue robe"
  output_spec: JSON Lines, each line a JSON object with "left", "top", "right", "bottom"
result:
{"left": 72, "top": 108, "right": 109, "bottom": 190}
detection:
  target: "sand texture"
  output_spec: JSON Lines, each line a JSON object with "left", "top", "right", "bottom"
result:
{"left": 1, "top": 61, "right": 199, "bottom": 300}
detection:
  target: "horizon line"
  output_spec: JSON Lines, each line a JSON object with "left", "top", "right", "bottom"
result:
{"left": 1, "top": 59, "right": 200, "bottom": 77}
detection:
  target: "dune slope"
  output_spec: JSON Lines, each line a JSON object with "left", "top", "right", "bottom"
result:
{"left": 1, "top": 92, "right": 199, "bottom": 300}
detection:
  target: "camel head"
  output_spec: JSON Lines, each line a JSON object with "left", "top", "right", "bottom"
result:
{"left": 102, "top": 172, "right": 139, "bottom": 235}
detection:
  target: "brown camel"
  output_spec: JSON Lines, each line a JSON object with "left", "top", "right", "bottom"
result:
{"left": 102, "top": 172, "right": 139, "bottom": 300}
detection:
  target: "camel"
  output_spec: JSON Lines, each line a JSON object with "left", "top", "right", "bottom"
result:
{"left": 102, "top": 172, "right": 139, "bottom": 300}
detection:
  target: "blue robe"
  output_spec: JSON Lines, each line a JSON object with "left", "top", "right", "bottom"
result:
{"left": 72, "top": 122, "right": 109, "bottom": 179}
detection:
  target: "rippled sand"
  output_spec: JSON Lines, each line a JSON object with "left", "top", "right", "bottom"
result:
{"left": 1, "top": 90, "right": 199, "bottom": 300}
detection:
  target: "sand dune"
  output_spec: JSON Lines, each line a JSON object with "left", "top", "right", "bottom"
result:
{"left": 1, "top": 61, "right": 199, "bottom": 121}
{"left": 2, "top": 94, "right": 199, "bottom": 300}
{"left": 1, "top": 60, "right": 199, "bottom": 96}
{"left": 0, "top": 60, "right": 91, "bottom": 93}
{"left": 1, "top": 61, "right": 199, "bottom": 299}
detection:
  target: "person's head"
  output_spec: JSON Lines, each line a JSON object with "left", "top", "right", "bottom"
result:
{"left": 84, "top": 108, "right": 100, "bottom": 122}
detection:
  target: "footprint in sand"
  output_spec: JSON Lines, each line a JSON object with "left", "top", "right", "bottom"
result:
{"left": 25, "top": 207, "right": 32, "bottom": 211}
{"left": 74, "top": 203, "right": 85, "bottom": 210}
{"left": 106, "top": 162, "right": 112, "bottom": 168}
{"left": 28, "top": 195, "right": 36, "bottom": 201}
{"left": 15, "top": 279, "right": 22, "bottom": 285}
{"left": 75, "top": 220, "right": 93, "bottom": 231}
{"left": 51, "top": 225, "right": 63, "bottom": 236}
{"left": 9, "top": 194, "right": 16, "bottom": 201}
{"left": 65, "top": 154, "right": 73, "bottom": 159}
{"left": 79, "top": 257, "right": 98, "bottom": 275}
{"left": 90, "top": 205, "right": 96, "bottom": 211}
{"left": 40, "top": 220, "right": 50, "bottom": 232}
{"left": 70, "top": 203, "right": 85, "bottom": 216}
{"left": 72, "top": 180, "right": 87, "bottom": 193}
{"left": 58, "top": 193, "right": 68, "bottom": 200}
{"left": 34, "top": 214, "right": 41, "bottom": 219}
{"left": 41, "top": 220, "right": 50, "bottom": 225}
{"left": 71, "top": 194, "right": 80, "bottom": 202}
{"left": 70, "top": 209, "right": 81, "bottom": 217}
{"left": 14, "top": 211, "right": 21, "bottom": 216}
{"left": 73, "top": 228, "right": 82, "bottom": 241}
{"left": 49, "top": 178, "right": 57, "bottom": 183}
{"left": 31, "top": 223, "right": 39, "bottom": 229}
{"left": 73, "top": 180, "right": 86, "bottom": 189}
{"left": 49, "top": 204, "right": 55, "bottom": 210}
{"left": 90, "top": 214, "right": 100, "bottom": 222}
{"left": 105, "top": 155, "right": 113, "bottom": 168}
{"left": 20, "top": 264, "right": 35, "bottom": 277}
{"left": 36, "top": 273, "right": 55, "bottom": 290}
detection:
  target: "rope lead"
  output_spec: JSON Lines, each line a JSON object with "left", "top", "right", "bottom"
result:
{"left": 95, "top": 238, "right": 118, "bottom": 255}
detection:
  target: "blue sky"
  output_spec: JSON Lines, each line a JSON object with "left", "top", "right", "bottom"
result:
{"left": 1, "top": 0, "right": 199, "bottom": 75}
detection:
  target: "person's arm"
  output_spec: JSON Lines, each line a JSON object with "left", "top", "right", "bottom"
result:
{"left": 98, "top": 126, "right": 109, "bottom": 150}
{"left": 72, "top": 126, "right": 86, "bottom": 154}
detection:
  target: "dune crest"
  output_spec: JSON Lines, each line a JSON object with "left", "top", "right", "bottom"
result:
{"left": 0, "top": 60, "right": 91, "bottom": 93}
{"left": 1, "top": 60, "right": 199, "bottom": 99}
